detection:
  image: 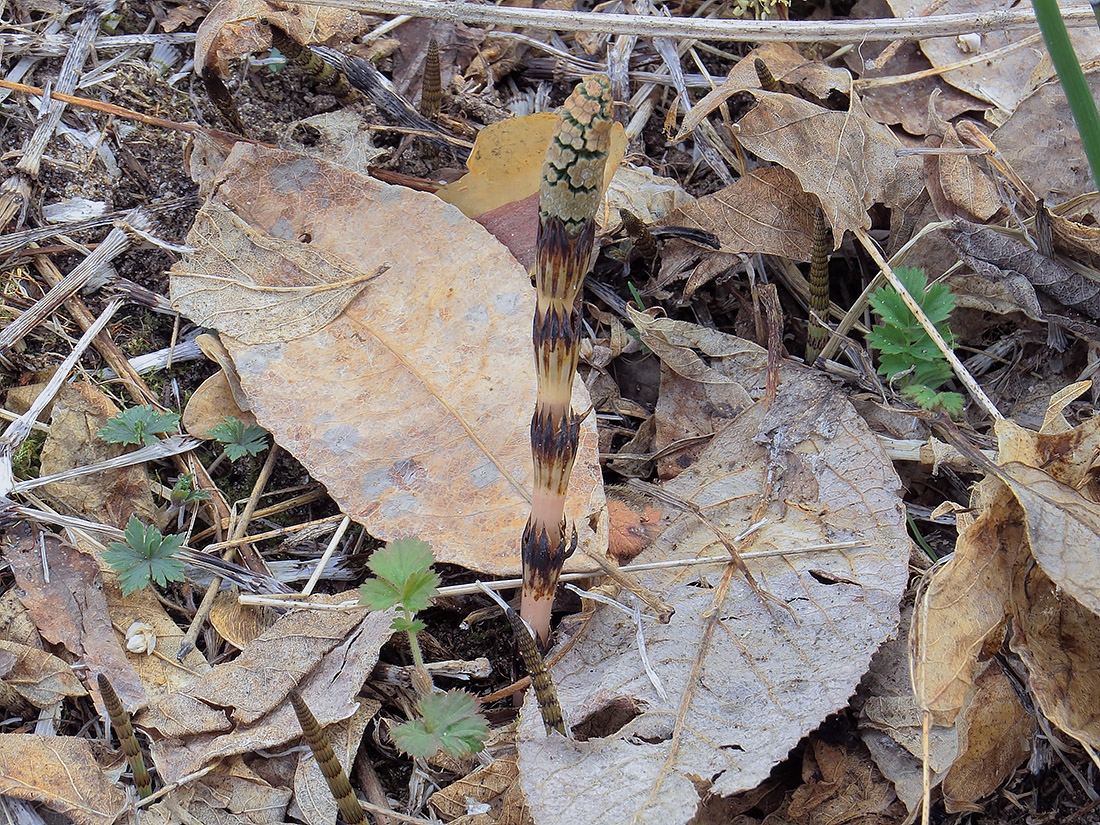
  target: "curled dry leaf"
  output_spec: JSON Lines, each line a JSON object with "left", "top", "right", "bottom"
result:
{"left": 0, "top": 640, "right": 86, "bottom": 708}
{"left": 194, "top": 0, "right": 371, "bottom": 76}
{"left": 138, "top": 596, "right": 390, "bottom": 782}
{"left": 0, "top": 734, "right": 126, "bottom": 825}
{"left": 3, "top": 523, "right": 146, "bottom": 713}
{"left": 518, "top": 328, "right": 908, "bottom": 825}
{"left": 170, "top": 144, "right": 607, "bottom": 576}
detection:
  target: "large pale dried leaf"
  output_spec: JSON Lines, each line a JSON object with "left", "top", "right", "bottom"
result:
{"left": 40, "top": 382, "right": 157, "bottom": 529}
{"left": 0, "top": 734, "right": 127, "bottom": 825}
{"left": 604, "top": 164, "right": 694, "bottom": 225}
{"left": 911, "top": 489, "right": 1023, "bottom": 724}
{"left": 0, "top": 639, "right": 86, "bottom": 708}
{"left": 1010, "top": 565, "right": 1100, "bottom": 748}
{"left": 993, "top": 67, "right": 1100, "bottom": 201}
{"left": 293, "top": 702, "right": 375, "bottom": 825}
{"left": 172, "top": 201, "right": 383, "bottom": 344}
{"left": 170, "top": 144, "right": 606, "bottom": 576}
{"left": 888, "top": 0, "right": 1100, "bottom": 113}
{"left": 942, "top": 662, "right": 1034, "bottom": 812}
{"left": 436, "top": 114, "right": 626, "bottom": 220}
{"left": 203, "top": 756, "right": 292, "bottom": 824}
{"left": 144, "top": 599, "right": 389, "bottom": 783}
{"left": 657, "top": 167, "right": 816, "bottom": 277}
{"left": 430, "top": 755, "right": 521, "bottom": 822}
{"left": 518, "top": 335, "right": 908, "bottom": 825}
{"left": 3, "top": 523, "right": 146, "bottom": 712}
{"left": 995, "top": 461, "right": 1100, "bottom": 618}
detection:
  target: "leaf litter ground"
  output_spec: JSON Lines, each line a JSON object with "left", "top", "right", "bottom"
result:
{"left": 4, "top": 3, "right": 1100, "bottom": 825}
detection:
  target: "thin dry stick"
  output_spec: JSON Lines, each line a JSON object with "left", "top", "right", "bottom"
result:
{"left": 0, "top": 31, "right": 195, "bottom": 57}
{"left": 297, "top": 0, "right": 1093, "bottom": 42}
{"left": 179, "top": 445, "right": 282, "bottom": 658}
{"left": 301, "top": 514, "right": 352, "bottom": 595}
{"left": 853, "top": 227, "right": 1003, "bottom": 420}
{"left": 522, "top": 76, "right": 614, "bottom": 647}
{"left": 97, "top": 674, "right": 152, "bottom": 799}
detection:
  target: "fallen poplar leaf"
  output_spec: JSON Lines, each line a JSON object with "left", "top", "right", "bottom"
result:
{"left": 171, "top": 144, "right": 607, "bottom": 576}
{"left": 3, "top": 523, "right": 146, "bottom": 713}
{"left": 182, "top": 369, "right": 258, "bottom": 439}
{"left": 141, "top": 595, "right": 390, "bottom": 782}
{"left": 172, "top": 201, "right": 386, "bottom": 345}
{"left": 518, "top": 332, "right": 908, "bottom": 825}
{"left": 996, "top": 461, "right": 1100, "bottom": 618}
{"left": 436, "top": 113, "right": 626, "bottom": 220}
{"left": 0, "top": 640, "right": 86, "bottom": 708}
{"left": 0, "top": 734, "right": 126, "bottom": 825}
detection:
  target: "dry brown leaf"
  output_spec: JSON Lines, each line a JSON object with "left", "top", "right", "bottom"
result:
{"left": 518, "top": 329, "right": 908, "bottom": 825}
{"left": 436, "top": 114, "right": 627, "bottom": 220}
{"left": 655, "top": 166, "right": 816, "bottom": 294}
{"left": 40, "top": 382, "right": 157, "bottom": 529}
{"left": 142, "top": 597, "right": 389, "bottom": 783}
{"left": 170, "top": 143, "right": 606, "bottom": 576}
{"left": 210, "top": 590, "right": 276, "bottom": 649}
{"left": 3, "top": 523, "right": 146, "bottom": 713}
{"left": 941, "top": 662, "right": 1035, "bottom": 812}
{"left": 0, "top": 734, "right": 127, "bottom": 825}
{"left": 102, "top": 580, "right": 210, "bottom": 700}
{"left": 911, "top": 489, "right": 1024, "bottom": 724}
{"left": 995, "top": 461, "right": 1100, "bottom": 618}
{"left": 993, "top": 67, "right": 1100, "bottom": 201}
{"left": 182, "top": 369, "right": 258, "bottom": 439}
{"left": 431, "top": 754, "right": 522, "bottom": 822}
{"left": 203, "top": 756, "right": 293, "bottom": 823}
{"left": 0, "top": 639, "right": 86, "bottom": 708}
{"left": 931, "top": 121, "right": 1001, "bottom": 222}
{"left": 292, "top": 702, "right": 375, "bottom": 825}
{"left": 0, "top": 589, "right": 41, "bottom": 648}
{"left": 888, "top": 0, "right": 1100, "bottom": 113}
{"left": 785, "top": 737, "right": 898, "bottom": 825}
{"left": 172, "top": 201, "right": 385, "bottom": 345}
{"left": 195, "top": 0, "right": 371, "bottom": 75}
{"left": 1010, "top": 565, "right": 1100, "bottom": 748}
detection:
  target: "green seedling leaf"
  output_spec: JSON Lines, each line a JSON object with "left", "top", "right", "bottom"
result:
{"left": 359, "top": 538, "right": 440, "bottom": 613}
{"left": 209, "top": 417, "right": 269, "bottom": 460}
{"left": 98, "top": 406, "right": 181, "bottom": 447}
{"left": 171, "top": 474, "right": 210, "bottom": 504}
{"left": 391, "top": 616, "right": 426, "bottom": 635}
{"left": 103, "top": 516, "right": 186, "bottom": 595}
{"left": 391, "top": 690, "right": 489, "bottom": 758}
{"left": 868, "top": 267, "right": 960, "bottom": 413}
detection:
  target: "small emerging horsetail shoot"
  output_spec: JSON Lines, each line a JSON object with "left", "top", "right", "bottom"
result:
{"left": 522, "top": 76, "right": 614, "bottom": 647}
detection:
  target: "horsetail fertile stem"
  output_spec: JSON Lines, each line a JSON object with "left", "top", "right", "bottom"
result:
{"left": 98, "top": 673, "right": 152, "bottom": 799}
{"left": 805, "top": 207, "right": 830, "bottom": 365}
{"left": 521, "top": 75, "right": 613, "bottom": 647}
{"left": 289, "top": 689, "right": 366, "bottom": 825}
{"left": 420, "top": 38, "right": 442, "bottom": 118}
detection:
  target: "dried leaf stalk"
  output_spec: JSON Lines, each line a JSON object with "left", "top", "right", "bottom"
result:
{"left": 521, "top": 76, "right": 613, "bottom": 645}
{"left": 289, "top": 689, "right": 366, "bottom": 825}
{"left": 98, "top": 674, "right": 152, "bottom": 799}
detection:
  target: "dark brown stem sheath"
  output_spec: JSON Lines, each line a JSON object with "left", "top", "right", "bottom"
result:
{"left": 521, "top": 76, "right": 613, "bottom": 646}
{"left": 804, "top": 207, "right": 830, "bottom": 365}
{"left": 98, "top": 674, "right": 152, "bottom": 799}
{"left": 289, "top": 689, "right": 366, "bottom": 825}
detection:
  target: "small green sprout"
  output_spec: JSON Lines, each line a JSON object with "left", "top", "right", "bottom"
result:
{"left": 99, "top": 406, "right": 181, "bottom": 447}
{"left": 170, "top": 474, "right": 210, "bottom": 504}
{"left": 391, "top": 690, "right": 489, "bottom": 758}
{"left": 360, "top": 538, "right": 488, "bottom": 759}
{"left": 103, "top": 516, "right": 186, "bottom": 595}
{"left": 867, "top": 267, "right": 965, "bottom": 415}
{"left": 209, "top": 417, "right": 269, "bottom": 461}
